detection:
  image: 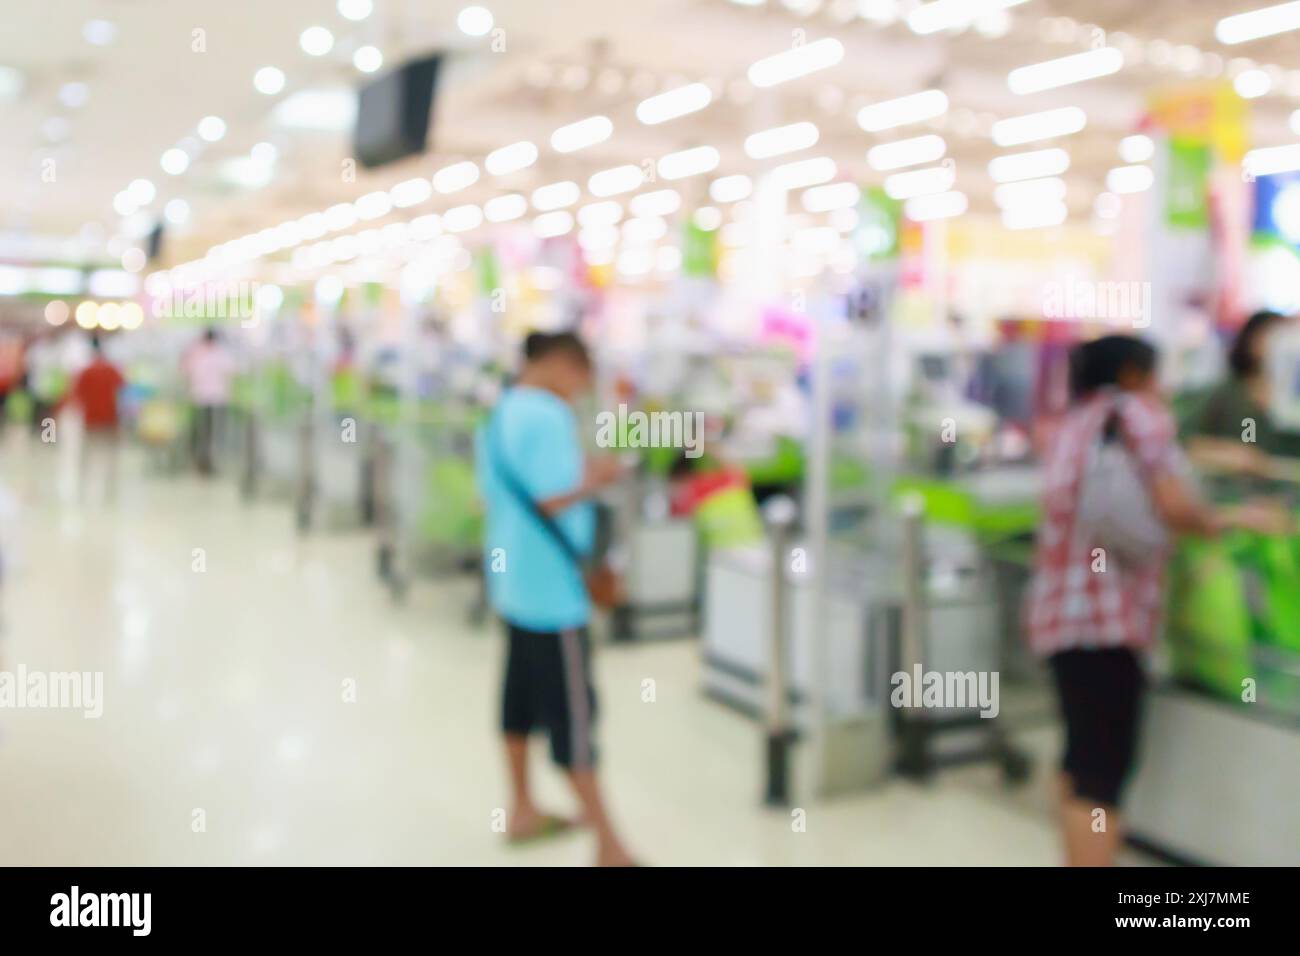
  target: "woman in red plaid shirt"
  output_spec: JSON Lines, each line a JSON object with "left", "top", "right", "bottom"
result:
{"left": 1026, "top": 335, "right": 1288, "bottom": 866}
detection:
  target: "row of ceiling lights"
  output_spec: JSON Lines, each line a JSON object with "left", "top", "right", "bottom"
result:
{"left": 175, "top": 17, "right": 1178, "bottom": 279}
{"left": 85, "top": 4, "right": 500, "bottom": 270}
{"left": 169, "top": 1, "right": 1300, "bottom": 280}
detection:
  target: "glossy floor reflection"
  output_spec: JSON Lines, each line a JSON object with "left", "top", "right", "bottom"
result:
{"left": 0, "top": 430, "right": 1075, "bottom": 865}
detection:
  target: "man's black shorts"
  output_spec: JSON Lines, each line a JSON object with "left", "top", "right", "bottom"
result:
{"left": 501, "top": 622, "right": 597, "bottom": 769}
{"left": 1049, "top": 646, "right": 1145, "bottom": 807}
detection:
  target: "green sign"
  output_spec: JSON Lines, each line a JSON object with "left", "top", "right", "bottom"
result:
{"left": 858, "top": 186, "right": 900, "bottom": 260}
{"left": 1166, "top": 137, "right": 1211, "bottom": 229}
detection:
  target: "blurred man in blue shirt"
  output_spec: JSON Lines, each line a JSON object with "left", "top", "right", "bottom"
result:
{"left": 477, "top": 331, "right": 634, "bottom": 866}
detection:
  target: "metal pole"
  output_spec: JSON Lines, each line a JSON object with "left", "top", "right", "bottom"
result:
{"left": 805, "top": 295, "right": 832, "bottom": 797}
{"left": 762, "top": 494, "right": 797, "bottom": 807}
{"left": 897, "top": 492, "right": 928, "bottom": 777}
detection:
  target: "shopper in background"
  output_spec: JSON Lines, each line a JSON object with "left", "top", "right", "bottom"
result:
{"left": 65, "top": 335, "right": 126, "bottom": 502}
{"left": 1187, "top": 310, "right": 1300, "bottom": 474}
{"left": 182, "top": 327, "right": 235, "bottom": 476}
{"left": 1025, "top": 335, "right": 1289, "bottom": 866}
{"left": 476, "top": 331, "right": 636, "bottom": 867}
{"left": 24, "top": 330, "right": 69, "bottom": 438}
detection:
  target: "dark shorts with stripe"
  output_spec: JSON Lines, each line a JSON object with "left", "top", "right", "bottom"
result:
{"left": 1049, "top": 647, "right": 1146, "bottom": 807}
{"left": 501, "top": 622, "right": 597, "bottom": 769}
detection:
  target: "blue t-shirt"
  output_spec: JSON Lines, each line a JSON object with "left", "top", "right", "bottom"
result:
{"left": 476, "top": 386, "right": 594, "bottom": 631}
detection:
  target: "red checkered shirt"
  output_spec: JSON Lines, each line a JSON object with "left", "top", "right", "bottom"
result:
{"left": 1025, "top": 390, "right": 1179, "bottom": 657}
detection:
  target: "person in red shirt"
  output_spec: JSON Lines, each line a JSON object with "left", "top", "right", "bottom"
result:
{"left": 68, "top": 336, "right": 126, "bottom": 501}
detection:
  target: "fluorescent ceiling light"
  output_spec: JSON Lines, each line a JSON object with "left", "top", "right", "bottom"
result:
{"left": 83, "top": 19, "right": 116, "bottom": 46}
{"left": 0, "top": 266, "right": 29, "bottom": 295}
{"left": 300, "top": 26, "right": 334, "bottom": 57}
{"left": 694, "top": 206, "right": 723, "bottom": 230}
{"left": 630, "top": 189, "right": 681, "bottom": 218}
{"left": 884, "top": 165, "right": 955, "bottom": 200}
{"left": 533, "top": 210, "right": 575, "bottom": 238}
{"left": 994, "top": 176, "right": 1066, "bottom": 207}
{"left": 325, "top": 203, "right": 358, "bottom": 231}
{"left": 908, "top": 0, "right": 1030, "bottom": 35}
{"left": 988, "top": 147, "right": 1069, "bottom": 183}
{"left": 59, "top": 81, "right": 89, "bottom": 108}
{"left": 160, "top": 148, "right": 190, "bottom": 175}
{"left": 410, "top": 214, "right": 441, "bottom": 240}
{"left": 198, "top": 116, "right": 227, "bottom": 142}
{"left": 354, "top": 191, "right": 392, "bottom": 220}
{"left": 443, "top": 204, "right": 483, "bottom": 233}
{"left": 485, "top": 194, "right": 528, "bottom": 223}
{"left": 485, "top": 141, "right": 538, "bottom": 175}
{"left": 747, "top": 38, "right": 845, "bottom": 88}
{"left": 1118, "top": 134, "right": 1155, "bottom": 164}
{"left": 745, "top": 121, "right": 820, "bottom": 159}
{"left": 1234, "top": 68, "right": 1272, "bottom": 98}
{"left": 0, "top": 66, "right": 23, "bottom": 99}
{"left": 391, "top": 178, "right": 432, "bottom": 208}
{"left": 1216, "top": 2, "right": 1300, "bottom": 44}
{"left": 551, "top": 116, "right": 613, "bottom": 153}
{"left": 1008, "top": 48, "right": 1123, "bottom": 95}
{"left": 991, "top": 107, "right": 1086, "bottom": 147}
{"left": 532, "top": 181, "right": 580, "bottom": 211}
{"left": 434, "top": 161, "right": 480, "bottom": 194}
{"left": 657, "top": 146, "right": 720, "bottom": 180}
{"left": 579, "top": 226, "right": 620, "bottom": 250}
{"left": 1002, "top": 201, "right": 1068, "bottom": 230}
{"left": 623, "top": 217, "right": 668, "bottom": 242}
{"left": 220, "top": 157, "right": 273, "bottom": 188}
{"left": 458, "top": 5, "right": 495, "bottom": 36}
{"left": 164, "top": 199, "right": 191, "bottom": 225}
{"left": 272, "top": 89, "right": 356, "bottom": 131}
{"left": 857, "top": 90, "right": 948, "bottom": 132}
{"left": 254, "top": 67, "right": 286, "bottom": 95}
{"left": 354, "top": 46, "right": 384, "bottom": 74}
{"left": 298, "top": 213, "right": 328, "bottom": 239}
{"left": 88, "top": 270, "right": 139, "bottom": 298}
{"left": 905, "top": 190, "right": 967, "bottom": 221}
{"left": 801, "top": 181, "right": 861, "bottom": 212}
{"left": 35, "top": 268, "right": 83, "bottom": 295}
{"left": 710, "top": 174, "right": 753, "bottom": 203}
{"left": 1245, "top": 143, "right": 1300, "bottom": 177}
{"left": 578, "top": 201, "right": 624, "bottom": 227}
{"left": 1106, "top": 164, "right": 1154, "bottom": 193}
{"left": 589, "top": 165, "right": 644, "bottom": 197}
{"left": 338, "top": 0, "right": 374, "bottom": 21}
{"left": 770, "top": 156, "right": 838, "bottom": 189}
{"left": 636, "top": 83, "right": 712, "bottom": 125}
{"left": 868, "top": 135, "right": 946, "bottom": 171}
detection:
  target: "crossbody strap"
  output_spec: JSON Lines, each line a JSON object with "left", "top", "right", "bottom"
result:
{"left": 488, "top": 404, "right": 585, "bottom": 569}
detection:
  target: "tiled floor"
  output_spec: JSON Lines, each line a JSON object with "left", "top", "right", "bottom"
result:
{"left": 0, "top": 428, "right": 1079, "bottom": 865}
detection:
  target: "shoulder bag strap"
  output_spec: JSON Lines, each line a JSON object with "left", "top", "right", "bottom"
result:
{"left": 488, "top": 404, "right": 585, "bottom": 569}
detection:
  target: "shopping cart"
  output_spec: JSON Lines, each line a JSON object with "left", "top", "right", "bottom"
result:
{"left": 377, "top": 400, "right": 485, "bottom": 611}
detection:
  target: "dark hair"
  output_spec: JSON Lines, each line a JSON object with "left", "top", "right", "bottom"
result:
{"left": 1228, "top": 310, "right": 1282, "bottom": 378}
{"left": 90, "top": 334, "right": 103, "bottom": 352}
{"left": 1069, "top": 335, "right": 1158, "bottom": 400}
{"left": 204, "top": 327, "right": 218, "bottom": 343}
{"left": 523, "top": 331, "right": 590, "bottom": 367}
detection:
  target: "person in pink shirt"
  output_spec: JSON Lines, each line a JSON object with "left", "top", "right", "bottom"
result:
{"left": 182, "top": 328, "right": 236, "bottom": 476}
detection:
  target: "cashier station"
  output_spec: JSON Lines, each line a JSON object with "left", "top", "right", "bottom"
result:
{"left": 700, "top": 400, "right": 1041, "bottom": 787}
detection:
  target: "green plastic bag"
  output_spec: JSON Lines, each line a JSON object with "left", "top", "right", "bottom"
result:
{"left": 1167, "top": 537, "right": 1254, "bottom": 700}
{"left": 695, "top": 485, "right": 765, "bottom": 551}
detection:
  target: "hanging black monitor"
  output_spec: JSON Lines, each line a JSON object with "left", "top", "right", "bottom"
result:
{"left": 353, "top": 53, "right": 442, "bottom": 169}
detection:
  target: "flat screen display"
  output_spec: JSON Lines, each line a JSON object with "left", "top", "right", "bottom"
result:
{"left": 353, "top": 54, "right": 441, "bottom": 169}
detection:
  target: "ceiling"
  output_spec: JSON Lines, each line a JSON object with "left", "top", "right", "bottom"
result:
{"left": 2, "top": 0, "right": 1299, "bottom": 270}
